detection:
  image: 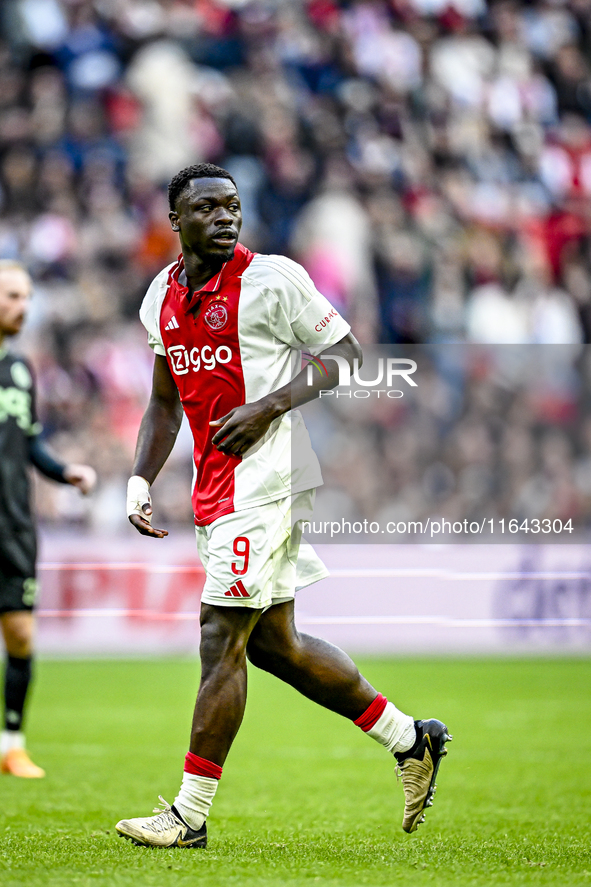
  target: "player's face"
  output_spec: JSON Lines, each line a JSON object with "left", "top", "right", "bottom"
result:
{"left": 169, "top": 178, "right": 242, "bottom": 262}
{"left": 0, "top": 269, "right": 31, "bottom": 338}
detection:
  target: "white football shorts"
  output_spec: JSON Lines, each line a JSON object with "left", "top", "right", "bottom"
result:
{"left": 196, "top": 489, "right": 328, "bottom": 609}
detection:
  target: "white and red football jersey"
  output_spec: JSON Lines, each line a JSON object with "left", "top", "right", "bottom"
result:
{"left": 140, "top": 243, "right": 350, "bottom": 525}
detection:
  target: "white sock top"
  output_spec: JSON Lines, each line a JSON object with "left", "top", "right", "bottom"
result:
{"left": 366, "top": 702, "right": 416, "bottom": 754}
{"left": 0, "top": 730, "right": 25, "bottom": 755}
{"left": 174, "top": 772, "right": 219, "bottom": 830}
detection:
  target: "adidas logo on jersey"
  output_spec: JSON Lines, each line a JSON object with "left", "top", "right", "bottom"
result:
{"left": 224, "top": 579, "right": 250, "bottom": 598}
{"left": 165, "top": 316, "right": 179, "bottom": 330}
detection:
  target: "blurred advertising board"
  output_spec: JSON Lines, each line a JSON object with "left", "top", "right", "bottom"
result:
{"left": 37, "top": 532, "right": 591, "bottom": 655}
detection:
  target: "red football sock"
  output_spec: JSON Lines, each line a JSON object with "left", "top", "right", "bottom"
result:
{"left": 353, "top": 693, "right": 388, "bottom": 732}
{"left": 184, "top": 752, "right": 223, "bottom": 780}
{"left": 354, "top": 694, "right": 415, "bottom": 753}
{"left": 174, "top": 753, "right": 222, "bottom": 829}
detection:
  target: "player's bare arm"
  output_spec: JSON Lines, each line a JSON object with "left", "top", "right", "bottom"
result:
{"left": 128, "top": 355, "right": 183, "bottom": 538}
{"left": 210, "top": 332, "right": 361, "bottom": 457}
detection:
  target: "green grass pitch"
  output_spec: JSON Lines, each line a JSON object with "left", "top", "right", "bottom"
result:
{"left": 1, "top": 656, "right": 590, "bottom": 886}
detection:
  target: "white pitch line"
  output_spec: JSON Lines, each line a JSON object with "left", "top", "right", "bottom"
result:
{"left": 326, "top": 569, "right": 591, "bottom": 580}
{"left": 299, "top": 616, "right": 591, "bottom": 627}
{"left": 34, "top": 609, "right": 591, "bottom": 628}
{"left": 37, "top": 563, "right": 591, "bottom": 580}
{"left": 38, "top": 563, "right": 205, "bottom": 574}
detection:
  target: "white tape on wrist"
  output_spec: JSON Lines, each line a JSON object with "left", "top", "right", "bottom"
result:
{"left": 127, "top": 475, "right": 152, "bottom": 522}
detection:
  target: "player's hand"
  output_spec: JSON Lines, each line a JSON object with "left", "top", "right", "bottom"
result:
{"left": 210, "top": 402, "right": 275, "bottom": 456}
{"left": 64, "top": 464, "right": 97, "bottom": 495}
{"left": 128, "top": 507, "right": 169, "bottom": 538}
{"left": 127, "top": 475, "right": 168, "bottom": 538}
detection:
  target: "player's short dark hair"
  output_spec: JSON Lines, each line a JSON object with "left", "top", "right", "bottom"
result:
{"left": 167, "top": 163, "right": 237, "bottom": 211}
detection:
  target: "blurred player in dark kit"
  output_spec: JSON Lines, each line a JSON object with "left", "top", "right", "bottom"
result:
{"left": 117, "top": 164, "right": 451, "bottom": 845}
{"left": 0, "top": 260, "right": 96, "bottom": 778}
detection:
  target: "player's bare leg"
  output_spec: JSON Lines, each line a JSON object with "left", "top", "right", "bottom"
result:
{"left": 246, "top": 600, "right": 377, "bottom": 718}
{"left": 189, "top": 604, "right": 263, "bottom": 764}
{"left": 246, "top": 600, "right": 451, "bottom": 833}
{"left": 0, "top": 611, "right": 44, "bottom": 778}
{"left": 1, "top": 611, "right": 33, "bottom": 658}
{"left": 116, "top": 603, "right": 262, "bottom": 847}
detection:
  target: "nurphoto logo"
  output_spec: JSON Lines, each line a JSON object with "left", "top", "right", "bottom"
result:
{"left": 305, "top": 353, "right": 418, "bottom": 398}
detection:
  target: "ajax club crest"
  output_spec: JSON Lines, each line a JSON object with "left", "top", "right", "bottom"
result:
{"left": 204, "top": 300, "right": 228, "bottom": 331}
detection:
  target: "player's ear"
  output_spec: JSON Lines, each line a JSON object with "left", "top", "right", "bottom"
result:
{"left": 169, "top": 211, "right": 180, "bottom": 232}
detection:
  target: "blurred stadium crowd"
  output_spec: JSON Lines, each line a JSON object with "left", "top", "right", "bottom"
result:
{"left": 2, "top": 0, "right": 591, "bottom": 531}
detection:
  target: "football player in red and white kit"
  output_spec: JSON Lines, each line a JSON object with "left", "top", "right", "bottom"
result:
{"left": 115, "top": 164, "right": 451, "bottom": 846}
